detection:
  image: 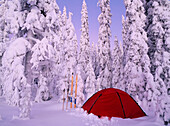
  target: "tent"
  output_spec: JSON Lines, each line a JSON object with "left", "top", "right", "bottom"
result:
{"left": 82, "top": 88, "right": 146, "bottom": 119}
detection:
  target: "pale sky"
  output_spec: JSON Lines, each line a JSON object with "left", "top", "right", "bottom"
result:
{"left": 56, "top": 0, "right": 126, "bottom": 48}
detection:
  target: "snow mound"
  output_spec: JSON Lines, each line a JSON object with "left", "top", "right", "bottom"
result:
{"left": 68, "top": 108, "right": 162, "bottom": 126}
{"left": 0, "top": 97, "right": 163, "bottom": 126}
{"left": 12, "top": 115, "right": 30, "bottom": 121}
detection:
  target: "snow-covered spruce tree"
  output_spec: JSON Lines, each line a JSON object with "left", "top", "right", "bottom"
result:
{"left": 56, "top": 7, "right": 78, "bottom": 102}
{"left": 122, "top": 15, "right": 128, "bottom": 67}
{"left": 34, "top": 72, "right": 50, "bottom": 102}
{"left": 0, "top": 0, "right": 25, "bottom": 59}
{"left": 97, "top": 0, "right": 112, "bottom": 89}
{"left": 64, "top": 11, "right": 78, "bottom": 89}
{"left": 2, "top": 38, "right": 31, "bottom": 119}
{"left": 19, "top": 77, "right": 31, "bottom": 119}
{"left": 44, "top": 1, "right": 61, "bottom": 96}
{"left": 143, "top": 0, "right": 170, "bottom": 124}
{"left": 30, "top": 37, "right": 55, "bottom": 102}
{"left": 49, "top": 10, "right": 62, "bottom": 88}
{"left": 23, "top": 0, "right": 62, "bottom": 100}
{"left": 24, "top": 6, "right": 44, "bottom": 38}
{"left": 0, "top": 6, "right": 3, "bottom": 95}
{"left": 0, "top": 1, "right": 32, "bottom": 119}
{"left": 94, "top": 44, "right": 100, "bottom": 81}
{"left": 0, "top": 0, "right": 6, "bottom": 57}
{"left": 0, "top": 0, "right": 25, "bottom": 93}
{"left": 91, "top": 43, "right": 100, "bottom": 91}
{"left": 112, "top": 36, "right": 124, "bottom": 90}
{"left": 4, "top": 0, "right": 24, "bottom": 42}
{"left": 145, "top": 0, "right": 170, "bottom": 90}
{"left": 85, "top": 57, "right": 96, "bottom": 100}
{"left": 47, "top": 17, "right": 61, "bottom": 97}
{"left": 123, "top": 0, "right": 157, "bottom": 110}
{"left": 52, "top": 7, "right": 68, "bottom": 101}
{"left": 91, "top": 42, "right": 99, "bottom": 79}
{"left": 24, "top": 0, "right": 60, "bottom": 42}
{"left": 118, "top": 41, "right": 124, "bottom": 90}
{"left": 2, "top": 38, "right": 31, "bottom": 105}
{"left": 21, "top": 1, "right": 46, "bottom": 99}
{"left": 78, "top": 0, "right": 90, "bottom": 83}
{"left": 119, "top": 41, "right": 123, "bottom": 56}
{"left": 76, "top": 65, "right": 85, "bottom": 108}
{"left": 0, "top": 67, "right": 3, "bottom": 96}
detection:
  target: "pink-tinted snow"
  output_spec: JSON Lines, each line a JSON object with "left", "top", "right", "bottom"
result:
{"left": 0, "top": 97, "right": 163, "bottom": 126}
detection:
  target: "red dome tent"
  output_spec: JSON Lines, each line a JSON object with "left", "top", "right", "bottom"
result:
{"left": 82, "top": 88, "right": 146, "bottom": 119}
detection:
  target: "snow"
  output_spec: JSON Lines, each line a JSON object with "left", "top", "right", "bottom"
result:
{"left": 0, "top": 96, "right": 163, "bottom": 126}
{"left": 0, "top": 0, "right": 169, "bottom": 125}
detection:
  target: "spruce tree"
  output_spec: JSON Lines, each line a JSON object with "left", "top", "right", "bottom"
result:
{"left": 58, "top": 7, "right": 78, "bottom": 101}
{"left": 78, "top": 0, "right": 90, "bottom": 83}
{"left": 122, "top": 15, "right": 128, "bottom": 67}
{"left": 97, "top": 0, "right": 112, "bottom": 89}
{"left": 53, "top": 7, "right": 68, "bottom": 99}
{"left": 0, "top": 0, "right": 6, "bottom": 57}
{"left": 35, "top": 73, "right": 50, "bottom": 102}
{"left": 144, "top": 0, "right": 170, "bottom": 124}
{"left": 91, "top": 42, "right": 98, "bottom": 77}
{"left": 23, "top": 0, "right": 62, "bottom": 100}
{"left": 2, "top": 38, "right": 31, "bottom": 118}
{"left": 85, "top": 57, "right": 96, "bottom": 99}
{"left": 0, "top": 0, "right": 25, "bottom": 70}
{"left": 19, "top": 79, "right": 31, "bottom": 119}
{"left": 1, "top": 0, "right": 62, "bottom": 118}
{"left": 30, "top": 37, "right": 54, "bottom": 102}
{"left": 112, "top": 36, "right": 123, "bottom": 90}
{"left": 5, "top": 0, "right": 25, "bottom": 41}
{"left": 76, "top": 65, "right": 85, "bottom": 107}
{"left": 123, "top": 0, "right": 157, "bottom": 111}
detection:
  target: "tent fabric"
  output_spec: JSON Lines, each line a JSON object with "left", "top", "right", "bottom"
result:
{"left": 82, "top": 88, "right": 146, "bottom": 119}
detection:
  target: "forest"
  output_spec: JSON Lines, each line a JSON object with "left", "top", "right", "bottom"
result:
{"left": 0, "top": 0, "right": 169, "bottom": 125}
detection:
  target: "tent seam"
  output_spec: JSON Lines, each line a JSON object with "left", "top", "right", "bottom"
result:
{"left": 88, "top": 94, "right": 102, "bottom": 114}
{"left": 116, "top": 92, "right": 126, "bottom": 118}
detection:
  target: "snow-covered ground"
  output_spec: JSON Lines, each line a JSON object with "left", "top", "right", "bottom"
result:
{"left": 0, "top": 96, "right": 163, "bottom": 126}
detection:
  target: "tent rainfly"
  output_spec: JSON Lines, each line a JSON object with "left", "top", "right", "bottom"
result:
{"left": 82, "top": 88, "right": 146, "bottom": 119}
